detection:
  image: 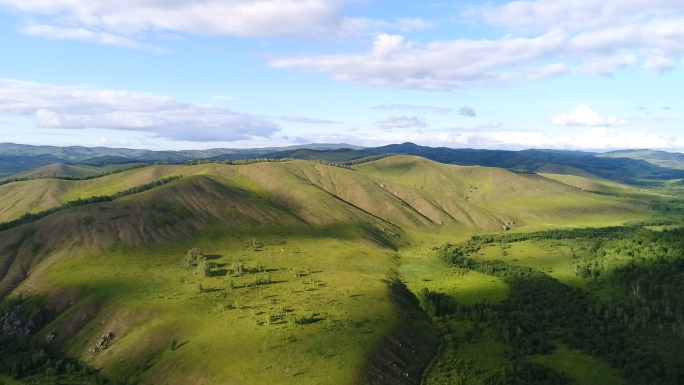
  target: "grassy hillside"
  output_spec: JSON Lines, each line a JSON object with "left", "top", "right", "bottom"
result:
{"left": 0, "top": 156, "right": 659, "bottom": 385}
{"left": 537, "top": 173, "right": 665, "bottom": 202}
{"left": 0, "top": 165, "right": 185, "bottom": 223}
{"left": 534, "top": 164, "right": 596, "bottom": 178}
{"left": 598, "top": 149, "right": 684, "bottom": 169}
{"left": 353, "top": 155, "right": 648, "bottom": 227}
{"left": 2, "top": 162, "right": 146, "bottom": 180}
{"left": 362, "top": 143, "right": 684, "bottom": 181}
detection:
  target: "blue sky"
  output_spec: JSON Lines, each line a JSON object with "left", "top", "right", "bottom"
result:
{"left": 0, "top": 0, "right": 682, "bottom": 151}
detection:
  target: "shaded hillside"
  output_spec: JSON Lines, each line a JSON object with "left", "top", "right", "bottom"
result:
{"left": 598, "top": 149, "right": 684, "bottom": 169}
{"left": 0, "top": 154, "right": 65, "bottom": 177}
{"left": 263, "top": 148, "right": 376, "bottom": 162}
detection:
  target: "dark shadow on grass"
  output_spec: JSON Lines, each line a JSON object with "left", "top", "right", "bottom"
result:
{"left": 174, "top": 340, "right": 190, "bottom": 350}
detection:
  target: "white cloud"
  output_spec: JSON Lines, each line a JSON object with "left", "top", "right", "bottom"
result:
{"left": 0, "top": 0, "right": 353, "bottom": 39}
{"left": 458, "top": 106, "right": 476, "bottom": 117}
{"left": 271, "top": 31, "right": 566, "bottom": 90}
{"left": 270, "top": 1, "right": 684, "bottom": 90}
{"left": 300, "top": 128, "right": 684, "bottom": 152}
{"left": 527, "top": 63, "right": 568, "bottom": 79}
{"left": 480, "top": 0, "right": 684, "bottom": 31}
{"left": 376, "top": 115, "right": 427, "bottom": 130}
{"left": 281, "top": 116, "right": 341, "bottom": 124}
{"left": 550, "top": 104, "right": 629, "bottom": 127}
{"left": 372, "top": 104, "right": 453, "bottom": 114}
{"left": 21, "top": 24, "right": 164, "bottom": 52}
{"left": 0, "top": 78, "right": 279, "bottom": 142}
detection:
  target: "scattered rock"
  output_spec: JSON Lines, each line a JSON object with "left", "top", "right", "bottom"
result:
{"left": 381, "top": 228, "right": 400, "bottom": 238}
{"left": 46, "top": 331, "right": 56, "bottom": 343}
{"left": 89, "top": 332, "right": 114, "bottom": 353}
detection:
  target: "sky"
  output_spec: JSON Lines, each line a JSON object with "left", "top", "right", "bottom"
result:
{"left": 0, "top": 0, "right": 683, "bottom": 152}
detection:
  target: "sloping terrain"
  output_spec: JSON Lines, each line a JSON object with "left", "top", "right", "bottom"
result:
{"left": 353, "top": 156, "right": 647, "bottom": 225}
{"left": 0, "top": 165, "right": 186, "bottom": 222}
{"left": 364, "top": 143, "right": 684, "bottom": 181}
{"left": 537, "top": 173, "right": 664, "bottom": 203}
{"left": 534, "top": 164, "right": 596, "bottom": 178}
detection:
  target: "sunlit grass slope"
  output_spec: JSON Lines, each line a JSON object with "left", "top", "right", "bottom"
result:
{"left": 538, "top": 172, "right": 665, "bottom": 202}
{"left": 3, "top": 162, "right": 145, "bottom": 180}
{"left": 40, "top": 228, "right": 398, "bottom": 385}
{"left": 353, "top": 155, "right": 649, "bottom": 228}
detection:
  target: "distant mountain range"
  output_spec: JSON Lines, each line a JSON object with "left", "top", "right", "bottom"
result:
{"left": 1, "top": 142, "right": 684, "bottom": 182}
{"left": 0, "top": 142, "right": 363, "bottom": 176}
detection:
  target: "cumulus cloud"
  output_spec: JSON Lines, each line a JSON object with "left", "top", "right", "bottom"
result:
{"left": 281, "top": 116, "right": 341, "bottom": 124}
{"left": 0, "top": 78, "right": 279, "bottom": 142}
{"left": 271, "top": 1, "right": 684, "bottom": 89}
{"left": 458, "top": 106, "right": 476, "bottom": 117}
{"left": 550, "top": 104, "right": 629, "bottom": 127}
{"left": 376, "top": 115, "right": 427, "bottom": 130}
{"left": 372, "top": 104, "right": 452, "bottom": 114}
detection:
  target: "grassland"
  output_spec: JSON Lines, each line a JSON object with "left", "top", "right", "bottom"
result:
{"left": 39, "top": 226, "right": 398, "bottom": 385}
{"left": 0, "top": 155, "right": 664, "bottom": 384}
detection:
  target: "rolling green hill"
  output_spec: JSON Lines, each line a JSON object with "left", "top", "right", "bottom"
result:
{"left": 1, "top": 162, "right": 145, "bottom": 181}
{"left": 598, "top": 149, "right": 684, "bottom": 169}
{"left": 0, "top": 156, "right": 666, "bottom": 385}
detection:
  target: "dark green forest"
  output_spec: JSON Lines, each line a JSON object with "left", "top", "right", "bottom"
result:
{"left": 424, "top": 226, "right": 684, "bottom": 384}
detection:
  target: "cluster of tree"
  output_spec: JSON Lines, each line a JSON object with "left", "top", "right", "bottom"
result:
{"left": 0, "top": 297, "right": 106, "bottom": 383}
{"left": 180, "top": 248, "right": 214, "bottom": 278}
{"left": 578, "top": 188, "right": 623, "bottom": 197}
{"left": 649, "top": 201, "right": 684, "bottom": 214}
{"left": 0, "top": 164, "right": 149, "bottom": 187}
{"left": 433, "top": 234, "right": 684, "bottom": 384}
{"left": 184, "top": 158, "right": 294, "bottom": 166}
{"left": 437, "top": 226, "right": 634, "bottom": 262}
{"left": 428, "top": 357, "right": 570, "bottom": 385}
{"left": 230, "top": 261, "right": 264, "bottom": 276}
{"left": 622, "top": 179, "right": 665, "bottom": 188}
{"left": 306, "top": 153, "right": 396, "bottom": 170}
{"left": 0, "top": 175, "right": 182, "bottom": 232}
{"left": 573, "top": 228, "right": 684, "bottom": 337}
{"left": 506, "top": 169, "right": 537, "bottom": 175}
